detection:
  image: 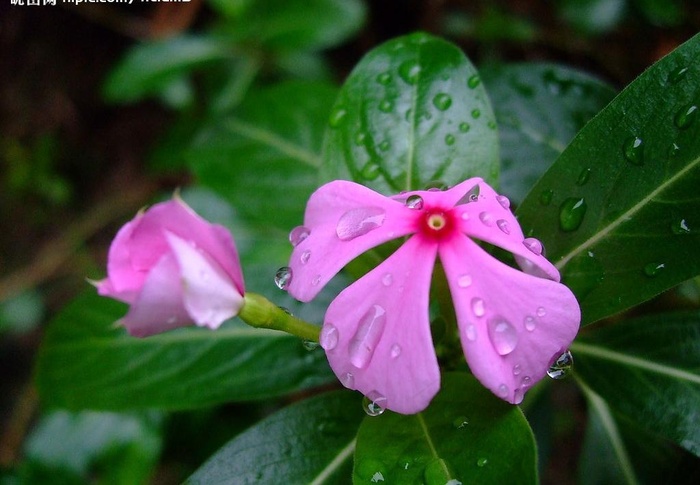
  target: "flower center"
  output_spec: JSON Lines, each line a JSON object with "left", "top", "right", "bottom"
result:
{"left": 419, "top": 209, "right": 455, "bottom": 241}
{"left": 427, "top": 213, "right": 447, "bottom": 231}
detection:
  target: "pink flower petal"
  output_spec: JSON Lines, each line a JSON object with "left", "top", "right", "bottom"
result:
{"left": 165, "top": 231, "right": 244, "bottom": 329}
{"left": 119, "top": 254, "right": 191, "bottom": 337}
{"left": 287, "top": 181, "right": 418, "bottom": 302}
{"left": 322, "top": 236, "right": 441, "bottom": 414}
{"left": 439, "top": 234, "right": 580, "bottom": 404}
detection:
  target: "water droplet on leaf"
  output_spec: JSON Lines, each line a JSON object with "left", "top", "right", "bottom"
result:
{"left": 444, "top": 133, "right": 456, "bottom": 146}
{"left": 289, "top": 226, "right": 310, "bottom": 246}
{"left": 667, "top": 66, "right": 689, "bottom": 84}
{"left": 459, "top": 122, "right": 470, "bottom": 132}
{"left": 349, "top": 305, "right": 386, "bottom": 368}
{"left": 378, "top": 140, "right": 390, "bottom": 151}
{"left": 643, "top": 262, "right": 665, "bottom": 277}
{"left": 623, "top": 136, "right": 644, "bottom": 165}
{"left": 336, "top": 207, "right": 386, "bottom": 241}
{"left": 379, "top": 99, "right": 393, "bottom": 113}
{"left": 398, "top": 59, "right": 421, "bottom": 85}
{"left": 452, "top": 416, "right": 469, "bottom": 428}
{"left": 328, "top": 107, "right": 347, "bottom": 128}
{"left": 471, "top": 109, "right": 481, "bottom": 119}
{"left": 674, "top": 104, "right": 698, "bottom": 129}
{"left": 671, "top": 219, "right": 690, "bottom": 234}
{"left": 488, "top": 316, "right": 518, "bottom": 355}
{"left": 274, "top": 267, "right": 292, "bottom": 290}
{"left": 576, "top": 168, "right": 591, "bottom": 186}
{"left": 539, "top": 189, "right": 554, "bottom": 206}
{"left": 547, "top": 350, "right": 573, "bottom": 379}
{"left": 468, "top": 74, "right": 481, "bottom": 88}
{"left": 433, "top": 93, "right": 452, "bottom": 111}
{"left": 361, "top": 162, "right": 381, "bottom": 180}
{"left": 376, "top": 72, "right": 392, "bottom": 85}
{"left": 476, "top": 458, "right": 488, "bottom": 467}
{"left": 319, "top": 323, "right": 338, "bottom": 350}
{"left": 559, "top": 197, "right": 587, "bottom": 231}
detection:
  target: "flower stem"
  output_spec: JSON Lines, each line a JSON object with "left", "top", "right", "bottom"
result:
{"left": 239, "top": 292, "right": 320, "bottom": 342}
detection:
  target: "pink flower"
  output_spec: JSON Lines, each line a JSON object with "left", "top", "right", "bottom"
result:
{"left": 96, "top": 197, "right": 245, "bottom": 337}
{"left": 283, "top": 178, "right": 580, "bottom": 414}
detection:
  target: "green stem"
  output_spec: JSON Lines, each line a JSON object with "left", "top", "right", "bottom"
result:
{"left": 238, "top": 292, "right": 321, "bottom": 342}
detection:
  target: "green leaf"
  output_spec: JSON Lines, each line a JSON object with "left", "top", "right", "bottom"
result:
{"left": 572, "top": 311, "right": 700, "bottom": 456}
{"left": 103, "top": 35, "right": 232, "bottom": 104}
{"left": 352, "top": 373, "right": 537, "bottom": 484}
{"left": 322, "top": 32, "right": 499, "bottom": 194}
{"left": 480, "top": 63, "right": 616, "bottom": 205}
{"left": 517, "top": 33, "right": 700, "bottom": 324}
{"left": 35, "top": 290, "right": 333, "bottom": 410}
{"left": 186, "top": 391, "right": 362, "bottom": 485}
{"left": 187, "top": 81, "right": 338, "bottom": 230}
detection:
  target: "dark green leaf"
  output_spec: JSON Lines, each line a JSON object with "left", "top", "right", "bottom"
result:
{"left": 35, "top": 290, "right": 333, "bottom": 410}
{"left": 573, "top": 311, "right": 700, "bottom": 455}
{"left": 517, "top": 33, "right": 700, "bottom": 324}
{"left": 352, "top": 373, "right": 537, "bottom": 484}
{"left": 480, "top": 63, "right": 616, "bottom": 205}
{"left": 187, "top": 81, "right": 338, "bottom": 230}
{"left": 103, "top": 35, "right": 232, "bottom": 103}
{"left": 186, "top": 391, "right": 361, "bottom": 485}
{"left": 322, "top": 32, "right": 499, "bottom": 194}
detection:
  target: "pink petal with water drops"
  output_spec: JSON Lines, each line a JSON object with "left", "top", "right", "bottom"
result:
{"left": 455, "top": 181, "right": 560, "bottom": 282}
{"left": 287, "top": 181, "right": 419, "bottom": 302}
{"left": 439, "top": 234, "right": 580, "bottom": 404}
{"left": 119, "top": 254, "right": 191, "bottom": 337}
{"left": 165, "top": 231, "right": 244, "bottom": 330}
{"left": 322, "top": 236, "right": 441, "bottom": 414}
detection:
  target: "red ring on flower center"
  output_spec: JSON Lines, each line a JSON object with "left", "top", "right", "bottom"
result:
{"left": 420, "top": 209, "right": 455, "bottom": 240}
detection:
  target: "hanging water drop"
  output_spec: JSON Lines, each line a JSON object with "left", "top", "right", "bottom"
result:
{"left": 363, "top": 390, "right": 387, "bottom": 416}
{"left": 496, "top": 195, "right": 510, "bottom": 209}
{"left": 488, "top": 316, "right": 519, "bottom": 355}
{"left": 405, "top": 194, "right": 424, "bottom": 210}
{"left": 674, "top": 104, "right": 698, "bottom": 129}
{"left": 523, "top": 238, "right": 543, "bottom": 256}
{"left": 496, "top": 219, "right": 510, "bottom": 234}
{"left": 559, "top": 197, "right": 587, "bottom": 231}
{"left": 289, "top": 226, "right": 310, "bottom": 246}
{"left": 433, "top": 93, "right": 452, "bottom": 111}
{"left": 336, "top": 207, "right": 386, "bottom": 241}
{"left": 300, "top": 250, "right": 311, "bottom": 265}
{"left": 457, "top": 274, "right": 472, "bottom": 288}
{"left": 349, "top": 305, "right": 387, "bottom": 368}
{"left": 274, "top": 267, "right": 293, "bottom": 290}
{"left": 547, "top": 350, "right": 573, "bottom": 379}
{"left": 471, "top": 298, "right": 485, "bottom": 317}
{"left": 319, "top": 323, "right": 338, "bottom": 350}
{"left": 398, "top": 59, "right": 421, "bottom": 85}
{"left": 623, "top": 136, "right": 644, "bottom": 165}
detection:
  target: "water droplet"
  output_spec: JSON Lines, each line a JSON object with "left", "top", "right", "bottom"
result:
{"left": 539, "top": 189, "right": 554, "bottom": 206}
{"left": 302, "top": 339, "right": 319, "bottom": 351}
{"left": 498, "top": 383, "right": 509, "bottom": 397}
{"left": 476, "top": 458, "right": 488, "bottom": 467}
{"left": 312, "top": 275, "right": 321, "bottom": 286}
{"left": 398, "top": 59, "right": 421, "bottom": 85}
{"left": 479, "top": 211, "right": 493, "bottom": 226}
{"left": 459, "top": 122, "right": 471, "bottom": 133}
{"left": 576, "top": 167, "right": 591, "bottom": 186}
{"left": 524, "top": 315, "right": 536, "bottom": 332}
{"left": 433, "top": 93, "right": 452, "bottom": 111}
{"left": 668, "top": 142, "right": 681, "bottom": 158}
{"left": 390, "top": 343, "right": 401, "bottom": 359}
{"left": 471, "top": 109, "right": 481, "bottom": 119}
{"left": 444, "top": 133, "right": 456, "bottom": 146}
{"left": 405, "top": 194, "right": 424, "bottom": 210}
{"left": 671, "top": 219, "right": 690, "bottom": 234}
{"left": 274, "top": 267, "right": 292, "bottom": 290}
{"left": 487, "top": 120, "right": 497, "bottom": 130}
{"left": 336, "top": 207, "right": 386, "bottom": 241}
{"left": 371, "top": 472, "right": 385, "bottom": 483}
{"left": 363, "top": 390, "right": 387, "bottom": 416}
{"left": 378, "top": 140, "right": 390, "bottom": 151}
{"left": 341, "top": 372, "right": 355, "bottom": 389}
{"left": 452, "top": 416, "right": 469, "bottom": 428}
{"left": 523, "top": 238, "right": 543, "bottom": 256}
{"left": 167, "top": 316, "right": 177, "bottom": 325}
{"left": 361, "top": 161, "right": 381, "bottom": 180}
{"left": 465, "top": 324, "right": 477, "bottom": 341}
{"left": 536, "top": 307, "right": 546, "bottom": 317}
{"left": 376, "top": 72, "right": 392, "bottom": 85}
{"left": 496, "top": 219, "right": 510, "bottom": 234}
{"left": 667, "top": 66, "right": 689, "bottom": 84}
{"left": 522, "top": 376, "right": 532, "bottom": 387}
{"left": 623, "top": 136, "right": 644, "bottom": 165}
{"left": 379, "top": 99, "right": 393, "bottom": 113}
{"left": 496, "top": 195, "right": 510, "bottom": 209}
{"left": 289, "top": 225, "right": 310, "bottom": 246}
{"left": 674, "top": 104, "right": 698, "bottom": 129}
{"left": 513, "top": 364, "right": 522, "bottom": 376}
{"left": 456, "top": 184, "right": 480, "bottom": 205}
{"left": 488, "top": 316, "right": 519, "bottom": 355}
{"left": 514, "top": 388, "right": 524, "bottom": 405}
{"left": 329, "top": 107, "right": 347, "bottom": 128}
{"left": 349, "top": 305, "right": 387, "bottom": 368}
{"left": 643, "top": 262, "right": 665, "bottom": 277}
{"left": 382, "top": 273, "right": 393, "bottom": 287}
{"left": 300, "top": 250, "right": 311, "bottom": 265}
{"left": 468, "top": 74, "right": 481, "bottom": 88}
{"left": 319, "top": 323, "right": 338, "bottom": 350}
{"left": 471, "top": 298, "right": 485, "bottom": 317}
{"left": 547, "top": 350, "right": 573, "bottom": 379}
{"left": 457, "top": 274, "right": 472, "bottom": 288}
{"left": 559, "top": 197, "right": 587, "bottom": 231}
{"left": 354, "top": 131, "right": 367, "bottom": 145}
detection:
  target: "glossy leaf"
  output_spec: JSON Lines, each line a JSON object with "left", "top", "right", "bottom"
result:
{"left": 35, "top": 290, "right": 333, "bottom": 410}
{"left": 322, "top": 32, "right": 499, "bottom": 194}
{"left": 187, "top": 81, "right": 338, "bottom": 230}
{"left": 572, "top": 311, "right": 700, "bottom": 456}
{"left": 480, "top": 63, "right": 616, "bottom": 205}
{"left": 352, "top": 373, "right": 537, "bottom": 484}
{"left": 186, "top": 391, "right": 361, "bottom": 485}
{"left": 517, "top": 33, "right": 700, "bottom": 324}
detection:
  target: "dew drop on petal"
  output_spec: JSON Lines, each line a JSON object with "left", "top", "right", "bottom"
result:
{"left": 300, "top": 250, "right": 311, "bottom": 265}
{"left": 457, "top": 274, "right": 472, "bottom": 288}
{"left": 496, "top": 219, "right": 510, "bottom": 234}
{"left": 465, "top": 324, "right": 477, "bottom": 341}
{"left": 524, "top": 315, "right": 536, "bottom": 332}
{"left": 382, "top": 273, "right": 393, "bottom": 287}
{"left": 363, "top": 390, "right": 387, "bottom": 416}
{"left": 319, "top": 323, "right": 338, "bottom": 350}
{"left": 513, "top": 364, "right": 522, "bottom": 376}
{"left": 479, "top": 211, "right": 493, "bottom": 226}
{"left": 274, "top": 267, "right": 292, "bottom": 290}
{"left": 341, "top": 372, "right": 355, "bottom": 389}
{"left": 390, "top": 343, "right": 402, "bottom": 359}
{"left": 288, "top": 225, "right": 310, "bottom": 246}
{"left": 471, "top": 297, "right": 485, "bottom": 317}
{"left": 496, "top": 195, "right": 510, "bottom": 209}
{"left": 487, "top": 316, "right": 519, "bottom": 356}
{"left": 523, "top": 237, "right": 543, "bottom": 256}
{"left": 522, "top": 376, "right": 532, "bottom": 387}
{"left": 547, "top": 350, "right": 573, "bottom": 379}
{"left": 405, "top": 194, "right": 424, "bottom": 210}
{"left": 349, "top": 305, "right": 387, "bottom": 368}
{"left": 336, "top": 207, "right": 386, "bottom": 241}
{"left": 498, "top": 384, "right": 509, "bottom": 398}
{"left": 312, "top": 275, "right": 321, "bottom": 286}
{"left": 536, "top": 307, "right": 546, "bottom": 317}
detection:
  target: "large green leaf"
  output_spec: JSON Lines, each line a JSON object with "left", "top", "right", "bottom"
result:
{"left": 186, "top": 391, "right": 361, "bottom": 485}
{"left": 352, "top": 373, "right": 537, "bottom": 484}
{"left": 573, "top": 311, "right": 700, "bottom": 456}
{"left": 517, "top": 33, "right": 700, "bottom": 324}
{"left": 187, "top": 81, "right": 338, "bottom": 231}
{"left": 322, "top": 32, "right": 499, "bottom": 194}
{"left": 35, "top": 290, "right": 333, "bottom": 410}
{"left": 480, "top": 63, "right": 617, "bottom": 205}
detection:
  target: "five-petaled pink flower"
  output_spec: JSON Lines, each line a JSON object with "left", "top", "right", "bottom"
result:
{"left": 284, "top": 178, "right": 580, "bottom": 414}
{"left": 96, "top": 197, "right": 245, "bottom": 337}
